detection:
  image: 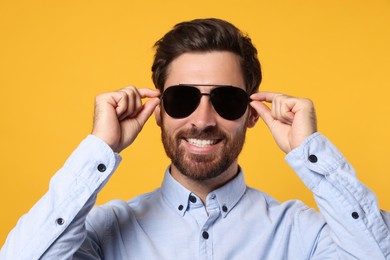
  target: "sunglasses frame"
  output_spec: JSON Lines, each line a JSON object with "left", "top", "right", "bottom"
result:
{"left": 161, "top": 84, "right": 251, "bottom": 120}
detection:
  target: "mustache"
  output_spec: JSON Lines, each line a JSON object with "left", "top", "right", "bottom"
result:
{"left": 177, "top": 126, "right": 227, "bottom": 140}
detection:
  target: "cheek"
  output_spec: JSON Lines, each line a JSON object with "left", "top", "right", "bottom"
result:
{"left": 222, "top": 115, "right": 249, "bottom": 133}
{"left": 161, "top": 114, "right": 187, "bottom": 135}
{"left": 160, "top": 110, "right": 249, "bottom": 136}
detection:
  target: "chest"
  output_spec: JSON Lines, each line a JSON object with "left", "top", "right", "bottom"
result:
{"left": 97, "top": 201, "right": 316, "bottom": 260}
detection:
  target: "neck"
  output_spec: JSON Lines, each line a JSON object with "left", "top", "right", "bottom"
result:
{"left": 170, "top": 161, "right": 239, "bottom": 203}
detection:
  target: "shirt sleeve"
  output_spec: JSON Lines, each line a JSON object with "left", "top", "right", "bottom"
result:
{"left": 0, "top": 135, "right": 121, "bottom": 260}
{"left": 285, "top": 132, "right": 390, "bottom": 259}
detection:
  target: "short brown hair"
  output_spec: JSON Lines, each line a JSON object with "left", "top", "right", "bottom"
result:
{"left": 151, "top": 18, "right": 262, "bottom": 94}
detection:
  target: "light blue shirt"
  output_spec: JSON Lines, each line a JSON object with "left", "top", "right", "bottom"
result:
{"left": 1, "top": 133, "right": 390, "bottom": 259}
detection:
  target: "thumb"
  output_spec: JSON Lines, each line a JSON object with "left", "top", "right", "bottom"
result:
{"left": 134, "top": 97, "right": 160, "bottom": 127}
{"left": 250, "top": 100, "right": 274, "bottom": 129}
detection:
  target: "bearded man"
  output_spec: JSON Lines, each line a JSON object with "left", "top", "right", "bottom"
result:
{"left": 1, "top": 18, "right": 389, "bottom": 259}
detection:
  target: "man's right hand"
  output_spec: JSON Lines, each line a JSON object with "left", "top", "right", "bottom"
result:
{"left": 91, "top": 87, "right": 161, "bottom": 153}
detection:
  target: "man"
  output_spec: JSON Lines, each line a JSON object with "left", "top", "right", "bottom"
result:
{"left": 1, "top": 18, "right": 389, "bottom": 259}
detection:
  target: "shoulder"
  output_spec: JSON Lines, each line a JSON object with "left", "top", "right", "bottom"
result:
{"left": 86, "top": 189, "right": 162, "bottom": 225}
{"left": 245, "top": 186, "right": 324, "bottom": 223}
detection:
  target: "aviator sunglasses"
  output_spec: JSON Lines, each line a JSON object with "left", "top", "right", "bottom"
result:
{"left": 161, "top": 84, "right": 250, "bottom": 120}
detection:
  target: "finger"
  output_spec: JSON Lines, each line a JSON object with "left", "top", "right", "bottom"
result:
{"left": 104, "top": 91, "right": 129, "bottom": 119}
{"left": 249, "top": 100, "right": 275, "bottom": 128}
{"left": 136, "top": 88, "right": 161, "bottom": 99}
{"left": 273, "top": 95, "right": 280, "bottom": 122}
{"left": 116, "top": 87, "right": 139, "bottom": 121}
{"left": 280, "top": 98, "right": 295, "bottom": 124}
{"left": 250, "top": 91, "right": 282, "bottom": 103}
{"left": 117, "top": 87, "right": 160, "bottom": 121}
{"left": 274, "top": 95, "right": 295, "bottom": 125}
{"left": 134, "top": 97, "right": 161, "bottom": 127}
{"left": 251, "top": 92, "right": 283, "bottom": 122}
{"left": 258, "top": 93, "right": 293, "bottom": 125}
{"left": 251, "top": 92, "right": 296, "bottom": 124}
{"left": 128, "top": 89, "right": 143, "bottom": 119}
{"left": 126, "top": 88, "right": 160, "bottom": 119}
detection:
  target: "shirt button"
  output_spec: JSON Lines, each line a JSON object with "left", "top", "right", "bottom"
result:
{"left": 308, "top": 154, "right": 318, "bottom": 163}
{"left": 222, "top": 205, "right": 228, "bottom": 212}
{"left": 178, "top": 205, "right": 184, "bottom": 211}
{"left": 189, "top": 195, "right": 197, "bottom": 203}
{"left": 97, "top": 163, "right": 107, "bottom": 172}
{"left": 56, "top": 218, "right": 65, "bottom": 225}
{"left": 352, "top": 212, "right": 359, "bottom": 219}
{"left": 202, "top": 231, "right": 209, "bottom": 239}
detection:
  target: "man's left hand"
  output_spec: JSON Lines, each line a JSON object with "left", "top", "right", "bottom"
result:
{"left": 250, "top": 92, "right": 317, "bottom": 154}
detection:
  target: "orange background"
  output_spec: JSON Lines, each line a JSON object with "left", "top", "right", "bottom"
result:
{"left": 1, "top": 0, "right": 389, "bottom": 246}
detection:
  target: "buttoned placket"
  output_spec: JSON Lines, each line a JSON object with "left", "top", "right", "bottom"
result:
{"left": 187, "top": 193, "right": 221, "bottom": 259}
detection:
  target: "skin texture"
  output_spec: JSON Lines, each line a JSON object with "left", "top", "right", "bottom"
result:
{"left": 91, "top": 51, "right": 317, "bottom": 203}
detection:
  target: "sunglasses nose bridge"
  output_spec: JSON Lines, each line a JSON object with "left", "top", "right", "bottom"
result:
{"left": 197, "top": 92, "right": 214, "bottom": 110}
{"left": 190, "top": 92, "right": 218, "bottom": 127}
{"left": 197, "top": 92, "right": 212, "bottom": 107}
{"left": 198, "top": 92, "right": 216, "bottom": 113}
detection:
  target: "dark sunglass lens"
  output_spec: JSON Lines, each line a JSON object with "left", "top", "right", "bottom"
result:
{"left": 162, "top": 86, "right": 200, "bottom": 118}
{"left": 211, "top": 87, "right": 248, "bottom": 120}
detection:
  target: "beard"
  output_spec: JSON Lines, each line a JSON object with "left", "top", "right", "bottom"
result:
{"left": 161, "top": 120, "right": 247, "bottom": 181}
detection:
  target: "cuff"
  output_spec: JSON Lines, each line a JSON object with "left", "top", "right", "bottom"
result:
{"left": 285, "top": 132, "right": 354, "bottom": 190}
{"left": 55, "top": 135, "right": 122, "bottom": 194}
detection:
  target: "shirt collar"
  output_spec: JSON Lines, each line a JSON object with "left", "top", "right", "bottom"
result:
{"left": 161, "top": 167, "right": 192, "bottom": 217}
{"left": 209, "top": 166, "right": 247, "bottom": 218}
{"left": 161, "top": 166, "right": 247, "bottom": 218}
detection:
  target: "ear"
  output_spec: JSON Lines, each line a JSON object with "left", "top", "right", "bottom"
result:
{"left": 154, "top": 104, "right": 162, "bottom": 127}
{"left": 247, "top": 106, "right": 259, "bottom": 128}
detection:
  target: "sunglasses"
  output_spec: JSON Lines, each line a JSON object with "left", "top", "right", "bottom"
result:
{"left": 161, "top": 84, "right": 250, "bottom": 120}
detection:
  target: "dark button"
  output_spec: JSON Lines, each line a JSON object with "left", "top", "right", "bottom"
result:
{"left": 222, "top": 205, "right": 228, "bottom": 212}
{"left": 56, "top": 218, "right": 65, "bottom": 225}
{"left": 189, "top": 195, "right": 197, "bottom": 203}
{"left": 308, "top": 154, "right": 318, "bottom": 163}
{"left": 178, "top": 205, "right": 184, "bottom": 211}
{"left": 352, "top": 212, "right": 359, "bottom": 219}
{"left": 97, "top": 163, "right": 107, "bottom": 172}
{"left": 202, "top": 231, "right": 209, "bottom": 239}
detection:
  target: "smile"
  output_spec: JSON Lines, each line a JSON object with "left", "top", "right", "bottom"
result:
{"left": 186, "top": 138, "right": 220, "bottom": 147}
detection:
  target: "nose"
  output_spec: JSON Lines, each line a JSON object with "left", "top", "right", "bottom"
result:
{"left": 190, "top": 95, "right": 217, "bottom": 129}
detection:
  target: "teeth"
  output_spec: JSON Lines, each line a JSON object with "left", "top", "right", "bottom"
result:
{"left": 186, "top": 138, "right": 217, "bottom": 147}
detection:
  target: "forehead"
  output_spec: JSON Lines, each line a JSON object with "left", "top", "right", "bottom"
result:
{"left": 164, "top": 51, "right": 245, "bottom": 91}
